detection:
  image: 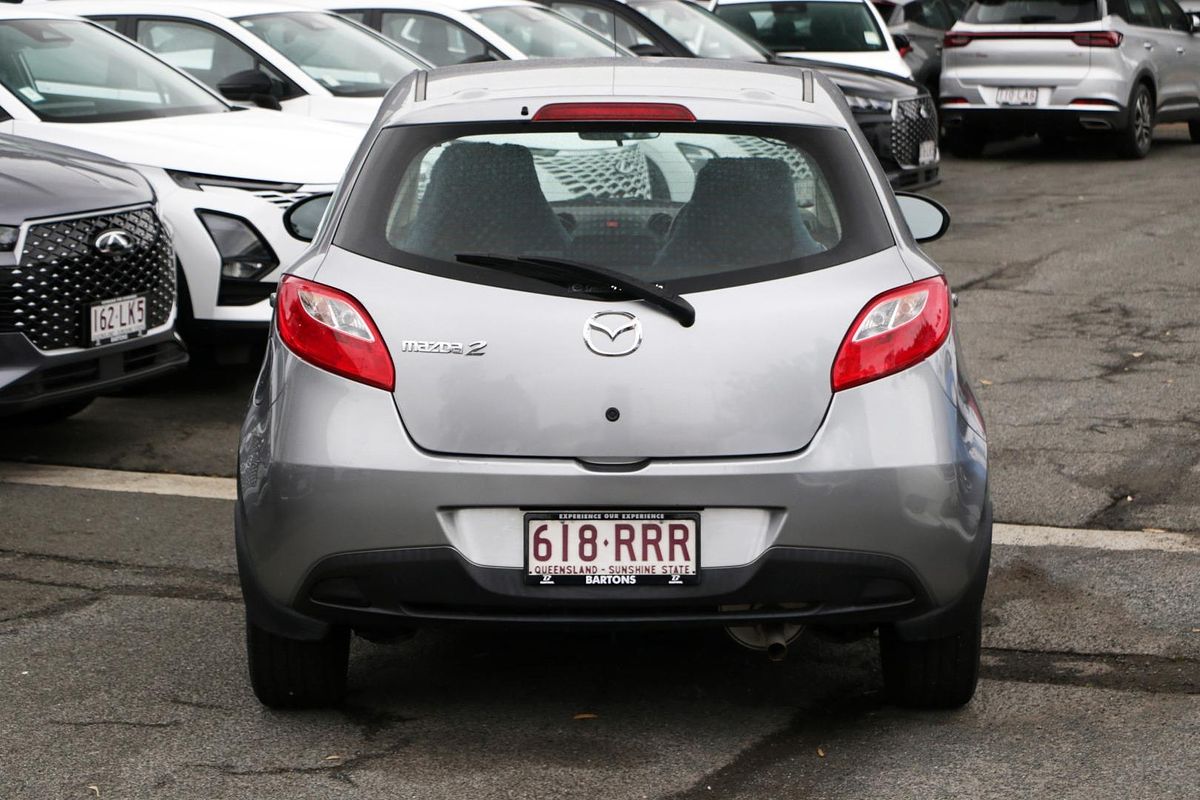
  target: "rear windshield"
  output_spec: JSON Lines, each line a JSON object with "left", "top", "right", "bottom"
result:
{"left": 962, "top": 0, "right": 1100, "bottom": 23}
{"left": 334, "top": 122, "right": 893, "bottom": 294}
{"left": 715, "top": 2, "right": 889, "bottom": 53}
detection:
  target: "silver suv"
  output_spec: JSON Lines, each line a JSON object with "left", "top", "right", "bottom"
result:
{"left": 940, "top": 0, "right": 1200, "bottom": 157}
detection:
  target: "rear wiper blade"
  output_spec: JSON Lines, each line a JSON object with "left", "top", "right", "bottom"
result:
{"left": 455, "top": 253, "right": 696, "bottom": 328}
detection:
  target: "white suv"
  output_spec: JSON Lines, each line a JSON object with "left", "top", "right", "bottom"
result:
{"left": 0, "top": 7, "right": 361, "bottom": 342}
{"left": 940, "top": 0, "right": 1200, "bottom": 157}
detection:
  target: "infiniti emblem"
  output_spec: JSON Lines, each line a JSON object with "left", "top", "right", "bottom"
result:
{"left": 584, "top": 311, "right": 642, "bottom": 357}
{"left": 94, "top": 229, "right": 135, "bottom": 256}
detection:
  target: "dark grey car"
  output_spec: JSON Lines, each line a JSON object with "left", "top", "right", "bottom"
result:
{"left": 0, "top": 135, "right": 186, "bottom": 421}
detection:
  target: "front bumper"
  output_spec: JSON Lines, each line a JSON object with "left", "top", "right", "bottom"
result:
{"left": 238, "top": 335, "right": 990, "bottom": 641}
{"left": 0, "top": 327, "right": 188, "bottom": 416}
{"left": 854, "top": 112, "right": 941, "bottom": 190}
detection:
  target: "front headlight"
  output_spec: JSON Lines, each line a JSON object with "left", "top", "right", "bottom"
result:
{"left": 197, "top": 211, "right": 278, "bottom": 280}
{"left": 0, "top": 225, "right": 18, "bottom": 253}
{"left": 843, "top": 94, "right": 893, "bottom": 113}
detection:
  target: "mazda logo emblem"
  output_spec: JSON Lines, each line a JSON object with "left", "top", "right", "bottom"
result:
{"left": 94, "top": 229, "right": 135, "bottom": 256}
{"left": 584, "top": 311, "right": 642, "bottom": 357}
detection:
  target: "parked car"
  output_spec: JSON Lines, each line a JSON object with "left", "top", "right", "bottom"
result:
{"left": 303, "top": 0, "right": 630, "bottom": 65}
{"left": 534, "top": 0, "right": 940, "bottom": 187}
{"left": 940, "top": 0, "right": 1200, "bottom": 158}
{"left": 49, "top": 0, "right": 430, "bottom": 125}
{"left": 872, "top": 0, "right": 957, "bottom": 92}
{"left": 0, "top": 134, "right": 187, "bottom": 421}
{"left": 237, "top": 58, "right": 990, "bottom": 711}
{"left": 0, "top": 6, "right": 361, "bottom": 346}
{"left": 710, "top": 0, "right": 913, "bottom": 78}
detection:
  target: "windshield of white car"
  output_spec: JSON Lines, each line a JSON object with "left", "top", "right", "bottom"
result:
{"left": 962, "top": 0, "right": 1099, "bottom": 23}
{"left": 469, "top": 6, "right": 624, "bottom": 58}
{"left": 629, "top": 0, "right": 770, "bottom": 60}
{"left": 335, "top": 122, "right": 894, "bottom": 295}
{"left": 0, "top": 19, "right": 228, "bottom": 123}
{"left": 716, "top": 2, "right": 889, "bottom": 53}
{"left": 237, "top": 11, "right": 424, "bottom": 96}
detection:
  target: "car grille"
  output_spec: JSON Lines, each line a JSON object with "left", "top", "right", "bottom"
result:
{"left": 0, "top": 206, "right": 175, "bottom": 351}
{"left": 891, "top": 97, "right": 939, "bottom": 169}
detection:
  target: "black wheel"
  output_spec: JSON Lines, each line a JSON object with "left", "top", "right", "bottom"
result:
{"left": 2, "top": 396, "right": 94, "bottom": 425}
{"left": 944, "top": 129, "right": 986, "bottom": 158}
{"left": 1188, "top": 119, "right": 1200, "bottom": 143}
{"left": 880, "top": 601, "right": 981, "bottom": 709}
{"left": 1116, "top": 83, "right": 1154, "bottom": 159}
{"left": 246, "top": 619, "right": 350, "bottom": 709}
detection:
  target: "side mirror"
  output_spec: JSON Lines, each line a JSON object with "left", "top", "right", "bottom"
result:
{"left": 217, "top": 69, "right": 281, "bottom": 110}
{"left": 284, "top": 193, "right": 333, "bottom": 243}
{"left": 895, "top": 192, "right": 950, "bottom": 243}
{"left": 892, "top": 32, "right": 912, "bottom": 54}
{"left": 1190, "top": 12, "right": 1200, "bottom": 32}
{"left": 629, "top": 43, "right": 668, "bottom": 56}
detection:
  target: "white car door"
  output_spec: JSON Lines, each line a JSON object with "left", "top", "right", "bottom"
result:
{"left": 1153, "top": 0, "right": 1200, "bottom": 113}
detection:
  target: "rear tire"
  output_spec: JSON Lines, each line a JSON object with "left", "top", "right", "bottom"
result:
{"left": 1188, "top": 119, "right": 1200, "bottom": 143}
{"left": 943, "top": 129, "right": 986, "bottom": 158}
{"left": 880, "top": 601, "right": 981, "bottom": 709}
{"left": 1116, "top": 83, "right": 1154, "bottom": 159}
{"left": 246, "top": 619, "right": 350, "bottom": 709}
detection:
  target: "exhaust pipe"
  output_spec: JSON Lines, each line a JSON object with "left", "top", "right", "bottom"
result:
{"left": 763, "top": 624, "right": 789, "bottom": 662}
{"left": 723, "top": 609, "right": 805, "bottom": 660}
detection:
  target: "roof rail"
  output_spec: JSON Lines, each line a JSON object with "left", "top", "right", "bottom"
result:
{"left": 802, "top": 69, "right": 813, "bottom": 104}
{"left": 413, "top": 70, "right": 427, "bottom": 103}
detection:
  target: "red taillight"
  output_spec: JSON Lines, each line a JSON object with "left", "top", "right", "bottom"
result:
{"left": 276, "top": 275, "right": 394, "bottom": 391}
{"left": 1071, "top": 30, "right": 1122, "bottom": 47}
{"left": 898, "top": 45, "right": 913, "bottom": 57}
{"left": 944, "top": 30, "right": 1122, "bottom": 47}
{"left": 1069, "top": 97, "right": 1120, "bottom": 106}
{"left": 531, "top": 102, "right": 696, "bottom": 122}
{"left": 940, "top": 96, "right": 969, "bottom": 105}
{"left": 831, "top": 276, "right": 951, "bottom": 392}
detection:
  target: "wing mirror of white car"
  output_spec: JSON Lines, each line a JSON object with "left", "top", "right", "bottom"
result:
{"left": 217, "top": 69, "right": 282, "bottom": 111}
{"left": 895, "top": 192, "right": 951, "bottom": 243}
{"left": 1189, "top": 12, "right": 1200, "bottom": 32}
{"left": 284, "top": 193, "right": 334, "bottom": 243}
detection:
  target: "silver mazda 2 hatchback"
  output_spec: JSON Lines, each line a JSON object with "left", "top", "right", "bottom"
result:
{"left": 237, "top": 58, "right": 990, "bottom": 710}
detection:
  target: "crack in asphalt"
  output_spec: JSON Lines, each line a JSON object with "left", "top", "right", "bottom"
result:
{"left": 0, "top": 547, "right": 236, "bottom": 583}
{"left": 50, "top": 719, "right": 180, "bottom": 728}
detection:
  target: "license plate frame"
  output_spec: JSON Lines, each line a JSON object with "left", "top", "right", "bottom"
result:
{"left": 918, "top": 139, "right": 937, "bottom": 165}
{"left": 88, "top": 294, "right": 147, "bottom": 347}
{"left": 996, "top": 87, "right": 1038, "bottom": 107}
{"left": 524, "top": 510, "right": 701, "bottom": 586}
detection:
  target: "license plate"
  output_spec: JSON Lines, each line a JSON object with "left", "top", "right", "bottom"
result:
{"left": 89, "top": 295, "right": 146, "bottom": 346}
{"left": 996, "top": 87, "right": 1038, "bottom": 106}
{"left": 919, "top": 140, "right": 937, "bottom": 165}
{"left": 524, "top": 511, "right": 700, "bottom": 586}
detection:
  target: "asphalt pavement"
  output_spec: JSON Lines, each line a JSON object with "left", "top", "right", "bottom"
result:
{"left": 1, "top": 128, "right": 1197, "bottom": 799}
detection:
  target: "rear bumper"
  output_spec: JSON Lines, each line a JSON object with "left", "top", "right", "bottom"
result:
{"left": 0, "top": 328, "right": 188, "bottom": 416}
{"left": 238, "top": 502, "right": 992, "bottom": 642}
{"left": 238, "top": 336, "right": 990, "bottom": 641}
{"left": 941, "top": 106, "right": 1128, "bottom": 136}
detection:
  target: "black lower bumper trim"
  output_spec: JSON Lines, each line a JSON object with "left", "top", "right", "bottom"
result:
{"left": 0, "top": 329, "right": 188, "bottom": 416}
{"left": 941, "top": 108, "right": 1128, "bottom": 137}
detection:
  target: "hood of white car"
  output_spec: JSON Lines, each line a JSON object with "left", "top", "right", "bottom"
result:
{"left": 12, "top": 108, "right": 363, "bottom": 184}
{"left": 286, "top": 96, "right": 383, "bottom": 127}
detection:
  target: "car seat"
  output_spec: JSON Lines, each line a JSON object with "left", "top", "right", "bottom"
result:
{"left": 654, "top": 157, "right": 823, "bottom": 273}
{"left": 403, "top": 141, "right": 570, "bottom": 261}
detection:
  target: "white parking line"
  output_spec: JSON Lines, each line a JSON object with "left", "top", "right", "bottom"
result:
{"left": 0, "top": 462, "right": 235, "bottom": 502}
{"left": 1, "top": 462, "right": 1198, "bottom": 553}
